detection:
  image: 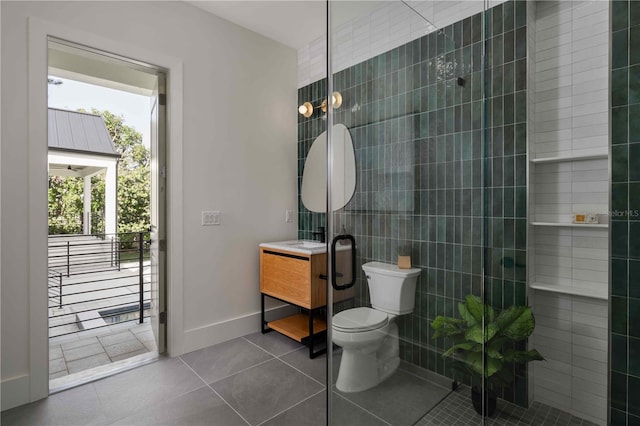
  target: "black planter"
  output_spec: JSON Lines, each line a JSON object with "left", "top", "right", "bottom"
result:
{"left": 471, "top": 386, "right": 497, "bottom": 417}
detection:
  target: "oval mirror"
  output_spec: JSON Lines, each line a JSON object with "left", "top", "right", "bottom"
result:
{"left": 301, "top": 124, "right": 356, "bottom": 213}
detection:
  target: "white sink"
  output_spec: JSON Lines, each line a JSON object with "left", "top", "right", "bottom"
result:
{"left": 260, "top": 240, "right": 326, "bottom": 254}
{"left": 285, "top": 240, "right": 325, "bottom": 249}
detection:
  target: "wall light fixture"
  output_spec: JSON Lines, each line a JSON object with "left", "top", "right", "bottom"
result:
{"left": 298, "top": 92, "right": 343, "bottom": 118}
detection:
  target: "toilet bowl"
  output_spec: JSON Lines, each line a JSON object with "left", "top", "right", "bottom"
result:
{"left": 332, "top": 261, "right": 421, "bottom": 393}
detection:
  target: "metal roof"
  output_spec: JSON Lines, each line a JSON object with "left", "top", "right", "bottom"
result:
{"left": 48, "top": 108, "right": 120, "bottom": 157}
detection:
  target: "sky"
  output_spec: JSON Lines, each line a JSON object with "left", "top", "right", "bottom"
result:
{"left": 48, "top": 76, "right": 151, "bottom": 147}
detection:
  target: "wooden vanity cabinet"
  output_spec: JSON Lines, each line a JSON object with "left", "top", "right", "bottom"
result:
{"left": 259, "top": 247, "right": 353, "bottom": 358}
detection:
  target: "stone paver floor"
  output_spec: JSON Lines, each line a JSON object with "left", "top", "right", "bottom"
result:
{"left": 49, "top": 320, "right": 157, "bottom": 381}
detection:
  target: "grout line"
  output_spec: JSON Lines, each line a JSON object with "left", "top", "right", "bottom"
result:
{"left": 205, "top": 384, "right": 252, "bottom": 426}
{"left": 255, "top": 389, "right": 326, "bottom": 426}
{"left": 176, "top": 356, "right": 212, "bottom": 388}
{"left": 177, "top": 356, "right": 252, "bottom": 426}
{"left": 92, "top": 357, "right": 210, "bottom": 425}
{"left": 240, "top": 335, "right": 282, "bottom": 357}
{"left": 241, "top": 337, "right": 327, "bottom": 388}
{"left": 240, "top": 335, "right": 305, "bottom": 358}
{"left": 332, "top": 391, "right": 393, "bottom": 426}
{"left": 277, "top": 344, "right": 310, "bottom": 357}
{"left": 177, "top": 350, "right": 278, "bottom": 388}
{"left": 274, "top": 353, "right": 326, "bottom": 388}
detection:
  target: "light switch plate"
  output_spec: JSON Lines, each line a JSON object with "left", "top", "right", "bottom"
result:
{"left": 285, "top": 209, "right": 293, "bottom": 223}
{"left": 202, "top": 211, "right": 220, "bottom": 226}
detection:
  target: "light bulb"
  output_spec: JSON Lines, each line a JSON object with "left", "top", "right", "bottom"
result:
{"left": 298, "top": 102, "right": 314, "bottom": 118}
{"left": 331, "top": 92, "right": 343, "bottom": 109}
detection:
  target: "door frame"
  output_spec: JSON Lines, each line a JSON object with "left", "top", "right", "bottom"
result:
{"left": 27, "top": 17, "right": 185, "bottom": 402}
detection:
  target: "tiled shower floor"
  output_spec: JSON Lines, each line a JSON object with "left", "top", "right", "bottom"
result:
{"left": 417, "top": 385, "right": 600, "bottom": 426}
{"left": 3, "top": 330, "right": 599, "bottom": 426}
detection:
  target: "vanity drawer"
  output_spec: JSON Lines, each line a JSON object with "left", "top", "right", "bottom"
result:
{"left": 260, "top": 249, "right": 312, "bottom": 308}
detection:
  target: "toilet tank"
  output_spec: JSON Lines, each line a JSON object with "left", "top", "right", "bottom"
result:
{"left": 362, "top": 262, "right": 421, "bottom": 315}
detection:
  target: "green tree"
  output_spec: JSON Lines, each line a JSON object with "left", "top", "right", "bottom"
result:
{"left": 48, "top": 175, "right": 84, "bottom": 234}
{"left": 48, "top": 109, "right": 150, "bottom": 237}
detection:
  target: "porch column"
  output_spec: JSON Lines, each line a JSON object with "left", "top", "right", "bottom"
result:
{"left": 83, "top": 176, "right": 92, "bottom": 234}
{"left": 105, "top": 162, "right": 117, "bottom": 236}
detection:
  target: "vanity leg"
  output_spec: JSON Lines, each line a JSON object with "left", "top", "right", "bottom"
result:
{"left": 307, "top": 309, "right": 327, "bottom": 359}
{"left": 308, "top": 308, "right": 314, "bottom": 358}
{"left": 261, "top": 293, "right": 272, "bottom": 334}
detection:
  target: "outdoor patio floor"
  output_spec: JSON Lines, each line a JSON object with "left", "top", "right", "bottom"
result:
{"left": 49, "top": 320, "right": 157, "bottom": 383}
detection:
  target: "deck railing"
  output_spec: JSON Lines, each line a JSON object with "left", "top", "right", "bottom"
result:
{"left": 48, "top": 268, "right": 63, "bottom": 309}
{"left": 47, "top": 231, "right": 151, "bottom": 338}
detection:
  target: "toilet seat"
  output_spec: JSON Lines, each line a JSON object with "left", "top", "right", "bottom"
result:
{"left": 333, "top": 307, "right": 388, "bottom": 333}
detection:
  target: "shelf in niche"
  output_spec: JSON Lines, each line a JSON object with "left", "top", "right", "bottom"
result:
{"left": 530, "top": 153, "right": 608, "bottom": 163}
{"left": 529, "top": 282, "right": 608, "bottom": 300}
{"left": 531, "top": 222, "right": 608, "bottom": 228}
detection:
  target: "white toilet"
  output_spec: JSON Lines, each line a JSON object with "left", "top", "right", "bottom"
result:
{"left": 332, "top": 261, "right": 421, "bottom": 393}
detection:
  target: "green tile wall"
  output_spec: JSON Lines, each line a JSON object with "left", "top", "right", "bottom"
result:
{"left": 298, "top": 0, "right": 527, "bottom": 406}
{"left": 611, "top": 1, "right": 640, "bottom": 424}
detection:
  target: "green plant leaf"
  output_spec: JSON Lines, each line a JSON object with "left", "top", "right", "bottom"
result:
{"left": 433, "top": 294, "right": 545, "bottom": 387}
{"left": 496, "top": 305, "right": 535, "bottom": 341}
{"left": 431, "top": 316, "right": 466, "bottom": 339}
{"left": 486, "top": 336, "right": 508, "bottom": 353}
{"left": 485, "top": 356, "right": 502, "bottom": 377}
{"left": 442, "top": 342, "right": 479, "bottom": 358}
{"left": 495, "top": 305, "right": 526, "bottom": 330}
{"left": 463, "top": 295, "right": 484, "bottom": 324}
{"left": 458, "top": 304, "right": 478, "bottom": 328}
{"left": 465, "top": 325, "right": 484, "bottom": 344}
{"left": 461, "top": 352, "right": 503, "bottom": 378}
{"left": 485, "top": 346, "right": 504, "bottom": 361}
{"left": 485, "top": 323, "right": 499, "bottom": 342}
{"left": 461, "top": 351, "right": 484, "bottom": 376}
{"left": 464, "top": 323, "right": 499, "bottom": 344}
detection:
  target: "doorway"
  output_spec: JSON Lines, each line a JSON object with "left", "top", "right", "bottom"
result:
{"left": 46, "top": 38, "right": 167, "bottom": 392}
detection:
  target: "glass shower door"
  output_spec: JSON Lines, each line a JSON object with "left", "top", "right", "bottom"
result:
{"left": 325, "top": 0, "right": 491, "bottom": 424}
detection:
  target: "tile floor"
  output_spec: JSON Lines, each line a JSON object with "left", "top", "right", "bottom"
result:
{"left": 4, "top": 331, "right": 599, "bottom": 426}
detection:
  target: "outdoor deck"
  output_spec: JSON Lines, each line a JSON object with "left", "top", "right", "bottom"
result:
{"left": 48, "top": 233, "right": 154, "bottom": 384}
{"left": 48, "top": 260, "right": 150, "bottom": 338}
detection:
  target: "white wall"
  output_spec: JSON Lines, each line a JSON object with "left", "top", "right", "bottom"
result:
{"left": 1, "top": 0, "right": 298, "bottom": 410}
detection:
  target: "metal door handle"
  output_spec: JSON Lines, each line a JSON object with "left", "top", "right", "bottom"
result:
{"left": 331, "top": 234, "right": 356, "bottom": 291}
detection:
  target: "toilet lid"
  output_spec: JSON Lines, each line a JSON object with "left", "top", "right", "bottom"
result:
{"left": 333, "top": 307, "right": 388, "bottom": 332}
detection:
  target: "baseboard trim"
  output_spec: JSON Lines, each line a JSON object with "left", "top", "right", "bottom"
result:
{"left": 183, "top": 304, "right": 297, "bottom": 354}
{"left": 1, "top": 375, "right": 30, "bottom": 411}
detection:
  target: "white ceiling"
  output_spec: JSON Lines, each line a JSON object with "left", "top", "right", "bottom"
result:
{"left": 185, "top": 1, "right": 386, "bottom": 50}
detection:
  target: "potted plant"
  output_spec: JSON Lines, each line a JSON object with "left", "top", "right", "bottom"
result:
{"left": 431, "top": 295, "right": 544, "bottom": 416}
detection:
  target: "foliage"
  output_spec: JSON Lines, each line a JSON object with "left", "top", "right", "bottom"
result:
{"left": 48, "top": 176, "right": 84, "bottom": 234}
{"left": 431, "top": 295, "right": 544, "bottom": 390}
{"left": 48, "top": 109, "right": 150, "bottom": 236}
